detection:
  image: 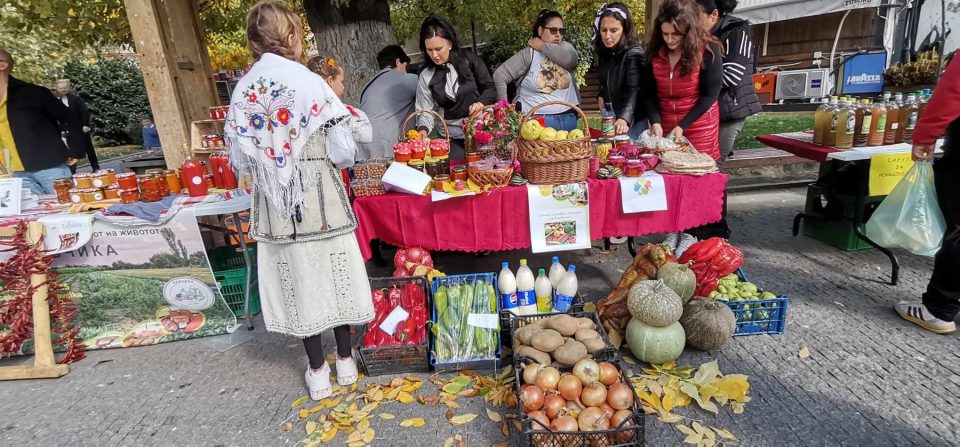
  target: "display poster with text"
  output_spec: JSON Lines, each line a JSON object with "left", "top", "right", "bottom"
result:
{"left": 527, "top": 183, "right": 591, "bottom": 253}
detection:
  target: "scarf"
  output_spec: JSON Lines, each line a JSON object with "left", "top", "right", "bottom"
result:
{"left": 428, "top": 63, "right": 460, "bottom": 109}
{"left": 593, "top": 3, "right": 629, "bottom": 41}
{"left": 225, "top": 53, "right": 356, "bottom": 219}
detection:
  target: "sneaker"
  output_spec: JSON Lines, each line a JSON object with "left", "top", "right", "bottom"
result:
{"left": 610, "top": 237, "right": 628, "bottom": 245}
{"left": 661, "top": 233, "right": 680, "bottom": 252}
{"left": 305, "top": 362, "right": 333, "bottom": 400}
{"left": 675, "top": 233, "right": 698, "bottom": 258}
{"left": 894, "top": 302, "right": 957, "bottom": 334}
{"left": 335, "top": 351, "right": 359, "bottom": 386}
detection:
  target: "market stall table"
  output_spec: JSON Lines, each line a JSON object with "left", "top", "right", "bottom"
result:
{"left": 353, "top": 174, "right": 727, "bottom": 261}
{"left": 756, "top": 131, "right": 944, "bottom": 285}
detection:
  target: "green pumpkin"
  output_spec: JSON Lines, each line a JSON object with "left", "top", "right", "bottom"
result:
{"left": 625, "top": 318, "right": 685, "bottom": 364}
{"left": 627, "top": 280, "right": 683, "bottom": 327}
{"left": 657, "top": 262, "right": 697, "bottom": 303}
{"left": 679, "top": 298, "right": 736, "bottom": 351}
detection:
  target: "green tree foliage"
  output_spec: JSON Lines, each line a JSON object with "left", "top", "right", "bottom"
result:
{"left": 60, "top": 58, "right": 151, "bottom": 145}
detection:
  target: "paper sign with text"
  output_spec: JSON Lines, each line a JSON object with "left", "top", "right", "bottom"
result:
{"left": 869, "top": 153, "right": 914, "bottom": 196}
{"left": 527, "top": 183, "right": 591, "bottom": 253}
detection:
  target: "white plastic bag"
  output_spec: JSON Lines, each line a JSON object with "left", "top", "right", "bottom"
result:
{"left": 865, "top": 160, "right": 947, "bottom": 257}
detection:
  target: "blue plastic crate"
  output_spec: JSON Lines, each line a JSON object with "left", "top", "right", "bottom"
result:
{"left": 429, "top": 273, "right": 503, "bottom": 372}
{"left": 722, "top": 269, "right": 788, "bottom": 336}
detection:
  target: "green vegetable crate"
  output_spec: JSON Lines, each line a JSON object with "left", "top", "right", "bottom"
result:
{"left": 430, "top": 273, "right": 502, "bottom": 373}
{"left": 209, "top": 244, "right": 260, "bottom": 317}
{"left": 720, "top": 269, "right": 788, "bottom": 336}
{"left": 498, "top": 293, "right": 585, "bottom": 347}
{"left": 357, "top": 276, "right": 432, "bottom": 376}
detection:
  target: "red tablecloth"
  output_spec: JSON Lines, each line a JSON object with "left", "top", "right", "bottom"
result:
{"left": 755, "top": 131, "right": 836, "bottom": 162}
{"left": 353, "top": 174, "right": 727, "bottom": 261}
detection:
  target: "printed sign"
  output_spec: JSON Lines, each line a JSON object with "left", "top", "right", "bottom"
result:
{"left": 620, "top": 172, "right": 668, "bottom": 214}
{"left": 869, "top": 153, "right": 914, "bottom": 196}
{"left": 38, "top": 214, "right": 93, "bottom": 254}
{"left": 0, "top": 178, "right": 23, "bottom": 216}
{"left": 527, "top": 183, "right": 591, "bottom": 253}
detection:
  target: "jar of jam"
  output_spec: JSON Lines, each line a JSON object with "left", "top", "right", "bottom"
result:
{"left": 81, "top": 188, "right": 104, "bottom": 203}
{"left": 394, "top": 148, "right": 411, "bottom": 163}
{"left": 408, "top": 159, "right": 425, "bottom": 172}
{"left": 139, "top": 176, "right": 163, "bottom": 202}
{"left": 104, "top": 185, "right": 120, "bottom": 200}
{"left": 164, "top": 170, "right": 182, "bottom": 194}
{"left": 613, "top": 135, "right": 631, "bottom": 149}
{"left": 437, "top": 157, "right": 450, "bottom": 176}
{"left": 433, "top": 174, "right": 450, "bottom": 192}
{"left": 53, "top": 178, "right": 72, "bottom": 204}
{"left": 624, "top": 159, "right": 644, "bottom": 177}
{"left": 119, "top": 188, "right": 140, "bottom": 204}
{"left": 154, "top": 173, "right": 170, "bottom": 197}
{"left": 91, "top": 170, "right": 117, "bottom": 188}
{"left": 117, "top": 172, "right": 138, "bottom": 189}
{"left": 607, "top": 155, "right": 627, "bottom": 170}
{"left": 73, "top": 173, "right": 93, "bottom": 188}
{"left": 424, "top": 159, "right": 440, "bottom": 178}
{"left": 451, "top": 165, "right": 468, "bottom": 181}
{"left": 411, "top": 145, "right": 427, "bottom": 160}
{"left": 68, "top": 188, "right": 84, "bottom": 204}
{"left": 465, "top": 151, "right": 481, "bottom": 164}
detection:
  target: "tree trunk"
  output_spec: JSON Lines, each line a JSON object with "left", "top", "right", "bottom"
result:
{"left": 303, "top": 0, "right": 394, "bottom": 105}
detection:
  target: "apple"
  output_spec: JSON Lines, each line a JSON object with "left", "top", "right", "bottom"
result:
{"left": 539, "top": 127, "right": 559, "bottom": 141}
{"left": 568, "top": 129, "right": 585, "bottom": 139}
{"left": 521, "top": 120, "right": 543, "bottom": 141}
{"left": 556, "top": 130, "right": 569, "bottom": 140}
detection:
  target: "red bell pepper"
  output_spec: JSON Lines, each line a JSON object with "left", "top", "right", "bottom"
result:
{"left": 388, "top": 287, "right": 402, "bottom": 308}
{"left": 394, "top": 317, "right": 418, "bottom": 345}
{"left": 401, "top": 283, "right": 420, "bottom": 310}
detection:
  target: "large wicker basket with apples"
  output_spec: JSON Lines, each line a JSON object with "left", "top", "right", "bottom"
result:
{"left": 517, "top": 100, "right": 592, "bottom": 185}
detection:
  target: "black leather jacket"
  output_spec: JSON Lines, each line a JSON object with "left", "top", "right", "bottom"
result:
{"left": 598, "top": 44, "right": 646, "bottom": 125}
{"left": 712, "top": 15, "right": 762, "bottom": 121}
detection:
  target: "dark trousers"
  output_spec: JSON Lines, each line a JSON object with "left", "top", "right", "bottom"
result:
{"left": 303, "top": 325, "right": 352, "bottom": 369}
{"left": 922, "top": 157, "right": 960, "bottom": 321}
{"left": 68, "top": 135, "right": 99, "bottom": 173}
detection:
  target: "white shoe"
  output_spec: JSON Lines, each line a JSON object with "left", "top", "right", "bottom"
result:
{"left": 335, "top": 351, "right": 359, "bottom": 386}
{"left": 895, "top": 302, "right": 957, "bottom": 334}
{"left": 675, "top": 233, "right": 698, "bottom": 258}
{"left": 305, "top": 362, "right": 333, "bottom": 401}
{"left": 610, "top": 237, "right": 628, "bottom": 245}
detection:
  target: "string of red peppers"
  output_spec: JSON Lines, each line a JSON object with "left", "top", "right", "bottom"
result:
{"left": 363, "top": 281, "right": 428, "bottom": 348}
{"left": 677, "top": 237, "right": 744, "bottom": 297}
{"left": 0, "top": 221, "right": 86, "bottom": 364}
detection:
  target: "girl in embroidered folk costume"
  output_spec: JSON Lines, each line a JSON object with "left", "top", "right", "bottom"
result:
{"left": 224, "top": 1, "right": 373, "bottom": 400}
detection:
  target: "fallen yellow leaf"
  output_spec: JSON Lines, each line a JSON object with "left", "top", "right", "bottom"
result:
{"left": 799, "top": 346, "right": 811, "bottom": 359}
{"left": 291, "top": 395, "right": 308, "bottom": 409}
{"left": 397, "top": 392, "right": 415, "bottom": 404}
{"left": 320, "top": 426, "right": 338, "bottom": 442}
{"left": 449, "top": 413, "right": 479, "bottom": 425}
{"left": 486, "top": 408, "right": 502, "bottom": 422}
{"left": 400, "top": 417, "right": 426, "bottom": 427}
{"left": 379, "top": 413, "right": 395, "bottom": 420}
{"left": 298, "top": 408, "right": 310, "bottom": 419}
{"left": 305, "top": 421, "right": 318, "bottom": 435}
{"left": 714, "top": 427, "right": 738, "bottom": 441}
{"left": 361, "top": 428, "right": 375, "bottom": 444}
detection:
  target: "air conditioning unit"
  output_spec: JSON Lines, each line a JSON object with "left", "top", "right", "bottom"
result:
{"left": 775, "top": 68, "right": 831, "bottom": 100}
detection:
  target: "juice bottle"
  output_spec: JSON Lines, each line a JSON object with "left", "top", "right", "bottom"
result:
{"left": 881, "top": 92, "right": 898, "bottom": 145}
{"left": 516, "top": 259, "right": 537, "bottom": 315}
{"left": 498, "top": 262, "right": 519, "bottom": 316}
{"left": 824, "top": 96, "right": 840, "bottom": 147}
{"left": 548, "top": 256, "right": 565, "bottom": 296}
{"left": 535, "top": 269, "right": 553, "bottom": 313}
{"left": 835, "top": 98, "right": 856, "bottom": 149}
{"left": 853, "top": 99, "right": 871, "bottom": 147}
{"left": 917, "top": 89, "right": 930, "bottom": 120}
{"left": 900, "top": 93, "right": 919, "bottom": 143}
{"left": 813, "top": 98, "right": 831, "bottom": 145}
{"left": 553, "top": 265, "right": 579, "bottom": 313}
{"left": 868, "top": 97, "right": 887, "bottom": 146}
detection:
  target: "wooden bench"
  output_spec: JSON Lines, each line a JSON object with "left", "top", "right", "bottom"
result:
{"left": 724, "top": 146, "right": 809, "bottom": 169}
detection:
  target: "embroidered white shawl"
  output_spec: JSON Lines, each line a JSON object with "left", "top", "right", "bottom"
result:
{"left": 225, "top": 53, "right": 357, "bottom": 219}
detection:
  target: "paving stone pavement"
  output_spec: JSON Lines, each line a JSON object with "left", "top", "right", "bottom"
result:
{"left": 1, "top": 187, "right": 958, "bottom": 447}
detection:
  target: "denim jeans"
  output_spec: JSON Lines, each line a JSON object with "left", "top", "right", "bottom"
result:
{"left": 537, "top": 111, "right": 579, "bottom": 131}
{"left": 15, "top": 164, "right": 72, "bottom": 195}
{"left": 627, "top": 119, "right": 650, "bottom": 141}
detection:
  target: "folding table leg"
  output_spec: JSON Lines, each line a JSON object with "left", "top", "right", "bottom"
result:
{"left": 853, "top": 224, "right": 900, "bottom": 285}
{"left": 232, "top": 212, "right": 256, "bottom": 330}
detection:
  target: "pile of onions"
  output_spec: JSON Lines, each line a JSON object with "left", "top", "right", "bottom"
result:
{"left": 518, "top": 361, "right": 637, "bottom": 437}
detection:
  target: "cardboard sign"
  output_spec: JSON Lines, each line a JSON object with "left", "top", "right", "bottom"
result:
{"left": 869, "top": 153, "right": 914, "bottom": 196}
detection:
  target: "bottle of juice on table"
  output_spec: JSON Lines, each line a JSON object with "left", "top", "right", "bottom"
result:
{"left": 535, "top": 269, "right": 553, "bottom": 313}
{"left": 553, "top": 265, "right": 579, "bottom": 313}
{"left": 853, "top": 99, "right": 871, "bottom": 147}
{"left": 824, "top": 96, "right": 840, "bottom": 147}
{"left": 813, "top": 97, "right": 831, "bottom": 145}
{"left": 882, "top": 92, "right": 899, "bottom": 145}
{"left": 498, "top": 262, "right": 519, "bottom": 316}
{"left": 515, "top": 259, "right": 537, "bottom": 315}
{"left": 835, "top": 98, "right": 856, "bottom": 149}
{"left": 868, "top": 97, "right": 887, "bottom": 146}
{"left": 548, "top": 256, "right": 565, "bottom": 296}
{"left": 900, "top": 94, "right": 919, "bottom": 143}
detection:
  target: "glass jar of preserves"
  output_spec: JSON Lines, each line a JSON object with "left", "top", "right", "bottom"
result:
{"left": 119, "top": 188, "right": 140, "bottom": 204}
{"left": 433, "top": 174, "right": 450, "bottom": 192}
{"left": 73, "top": 173, "right": 93, "bottom": 188}
{"left": 68, "top": 188, "right": 84, "bottom": 204}
{"left": 424, "top": 158, "right": 440, "bottom": 178}
{"left": 437, "top": 156, "right": 450, "bottom": 176}
{"left": 91, "top": 170, "right": 117, "bottom": 188}
{"left": 408, "top": 159, "right": 425, "bottom": 172}
{"left": 117, "top": 172, "right": 138, "bottom": 189}
{"left": 624, "top": 159, "right": 644, "bottom": 177}
{"left": 53, "top": 178, "right": 72, "bottom": 204}
{"left": 81, "top": 188, "right": 104, "bottom": 202}
{"left": 607, "top": 155, "right": 627, "bottom": 170}
{"left": 153, "top": 173, "right": 169, "bottom": 197}
{"left": 465, "top": 151, "right": 481, "bottom": 164}
{"left": 104, "top": 185, "right": 120, "bottom": 200}
{"left": 139, "top": 176, "right": 163, "bottom": 202}
{"left": 451, "top": 165, "right": 468, "bottom": 181}
{"left": 163, "top": 170, "right": 182, "bottom": 194}
{"left": 204, "top": 174, "right": 215, "bottom": 189}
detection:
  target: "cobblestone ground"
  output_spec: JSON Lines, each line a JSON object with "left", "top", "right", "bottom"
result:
{"left": 1, "top": 187, "right": 958, "bottom": 446}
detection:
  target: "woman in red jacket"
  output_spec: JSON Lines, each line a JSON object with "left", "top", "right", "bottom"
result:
{"left": 644, "top": 0, "right": 723, "bottom": 160}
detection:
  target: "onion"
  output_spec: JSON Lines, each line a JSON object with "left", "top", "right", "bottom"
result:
{"left": 580, "top": 382, "right": 608, "bottom": 407}
{"left": 543, "top": 393, "right": 565, "bottom": 419}
{"left": 609, "top": 409, "right": 633, "bottom": 428}
{"left": 598, "top": 402, "right": 615, "bottom": 420}
{"left": 598, "top": 362, "right": 620, "bottom": 386}
{"left": 565, "top": 399, "right": 584, "bottom": 419}
{"left": 523, "top": 363, "right": 543, "bottom": 385}
{"left": 573, "top": 359, "right": 600, "bottom": 385}
{"left": 551, "top": 415, "right": 579, "bottom": 432}
{"left": 609, "top": 409, "right": 635, "bottom": 443}
{"left": 577, "top": 407, "right": 610, "bottom": 431}
{"left": 522, "top": 385, "right": 545, "bottom": 412}
{"left": 405, "top": 247, "right": 426, "bottom": 264}
{"left": 535, "top": 367, "right": 561, "bottom": 391}
{"left": 607, "top": 383, "right": 634, "bottom": 410}
{"left": 527, "top": 410, "right": 550, "bottom": 431}
{"left": 558, "top": 374, "right": 583, "bottom": 401}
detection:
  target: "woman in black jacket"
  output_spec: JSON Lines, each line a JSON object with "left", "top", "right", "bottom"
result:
{"left": 697, "top": 0, "right": 761, "bottom": 160}
{"left": 594, "top": 2, "right": 647, "bottom": 140}
{"left": 415, "top": 15, "right": 497, "bottom": 160}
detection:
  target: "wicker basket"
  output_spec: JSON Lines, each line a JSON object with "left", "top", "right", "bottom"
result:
{"left": 399, "top": 109, "right": 451, "bottom": 158}
{"left": 516, "top": 100, "right": 592, "bottom": 185}
{"left": 467, "top": 166, "right": 513, "bottom": 188}
{"left": 465, "top": 105, "right": 519, "bottom": 161}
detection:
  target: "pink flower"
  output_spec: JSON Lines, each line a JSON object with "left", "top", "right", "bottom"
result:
{"left": 495, "top": 100, "right": 510, "bottom": 108}
{"left": 495, "top": 130, "right": 508, "bottom": 138}
{"left": 474, "top": 131, "right": 494, "bottom": 145}
{"left": 476, "top": 122, "right": 484, "bottom": 131}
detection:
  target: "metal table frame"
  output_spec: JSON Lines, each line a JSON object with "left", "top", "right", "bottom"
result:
{"left": 194, "top": 197, "right": 256, "bottom": 330}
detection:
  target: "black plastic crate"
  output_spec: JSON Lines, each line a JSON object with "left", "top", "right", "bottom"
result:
{"left": 499, "top": 293, "right": 586, "bottom": 347}
{"left": 508, "top": 311, "right": 619, "bottom": 362}
{"left": 357, "top": 276, "right": 431, "bottom": 376}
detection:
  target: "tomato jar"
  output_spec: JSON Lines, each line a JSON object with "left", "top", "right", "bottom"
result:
{"left": 73, "top": 173, "right": 93, "bottom": 188}
{"left": 119, "top": 188, "right": 140, "bottom": 204}
{"left": 91, "top": 170, "right": 117, "bottom": 188}
{"left": 624, "top": 159, "right": 644, "bottom": 177}
{"left": 607, "top": 155, "right": 626, "bottom": 170}
{"left": 139, "top": 176, "right": 163, "bottom": 202}
{"left": 164, "top": 170, "right": 182, "bottom": 194}
{"left": 433, "top": 174, "right": 450, "bottom": 192}
{"left": 465, "top": 151, "right": 481, "bottom": 164}
{"left": 154, "top": 173, "right": 170, "bottom": 197}
{"left": 68, "top": 188, "right": 84, "bottom": 204}
{"left": 104, "top": 185, "right": 120, "bottom": 200}
{"left": 451, "top": 165, "right": 467, "bottom": 181}
{"left": 117, "top": 172, "right": 138, "bottom": 189}
{"left": 53, "top": 178, "right": 72, "bottom": 204}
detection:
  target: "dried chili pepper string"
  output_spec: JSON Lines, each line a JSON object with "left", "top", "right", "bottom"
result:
{"left": 0, "top": 221, "right": 85, "bottom": 364}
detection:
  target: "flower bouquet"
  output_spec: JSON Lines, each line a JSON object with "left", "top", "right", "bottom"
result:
{"left": 463, "top": 100, "right": 521, "bottom": 161}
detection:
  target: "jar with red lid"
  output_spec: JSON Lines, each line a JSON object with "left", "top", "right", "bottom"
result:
{"left": 607, "top": 155, "right": 627, "bottom": 170}
{"left": 53, "top": 178, "right": 72, "bottom": 204}
{"left": 117, "top": 172, "right": 138, "bottom": 189}
{"left": 119, "top": 188, "right": 140, "bottom": 204}
{"left": 139, "top": 176, "right": 163, "bottom": 202}
{"left": 180, "top": 157, "right": 209, "bottom": 197}
{"left": 624, "top": 159, "right": 644, "bottom": 177}
{"left": 411, "top": 145, "right": 426, "bottom": 160}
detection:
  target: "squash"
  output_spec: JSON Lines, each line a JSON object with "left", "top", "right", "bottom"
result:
{"left": 625, "top": 318, "right": 685, "bottom": 364}
{"left": 627, "top": 280, "right": 683, "bottom": 327}
{"left": 679, "top": 298, "right": 737, "bottom": 351}
{"left": 657, "top": 262, "right": 697, "bottom": 303}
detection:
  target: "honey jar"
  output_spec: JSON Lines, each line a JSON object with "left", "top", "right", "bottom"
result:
{"left": 119, "top": 188, "right": 140, "bottom": 204}
{"left": 68, "top": 188, "right": 84, "bottom": 204}
{"left": 91, "top": 170, "right": 117, "bottom": 188}
{"left": 53, "top": 178, "right": 72, "bottom": 204}
{"left": 73, "top": 173, "right": 93, "bottom": 188}
{"left": 81, "top": 188, "right": 104, "bottom": 203}
{"left": 104, "top": 185, "right": 120, "bottom": 200}
{"left": 164, "top": 170, "right": 182, "bottom": 194}
{"left": 117, "top": 172, "right": 138, "bottom": 189}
